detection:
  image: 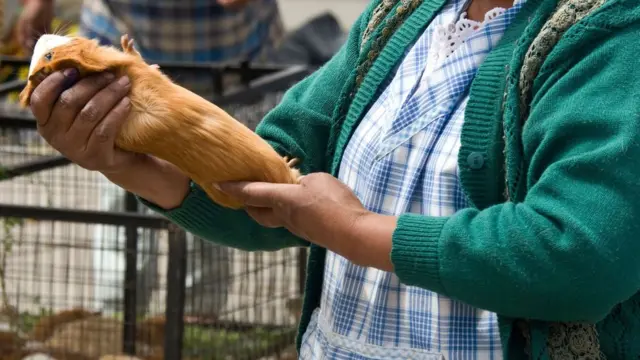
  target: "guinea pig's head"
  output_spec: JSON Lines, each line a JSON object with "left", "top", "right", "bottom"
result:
{"left": 19, "top": 34, "right": 110, "bottom": 108}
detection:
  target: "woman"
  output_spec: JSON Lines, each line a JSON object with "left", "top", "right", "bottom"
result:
{"left": 26, "top": 0, "right": 640, "bottom": 358}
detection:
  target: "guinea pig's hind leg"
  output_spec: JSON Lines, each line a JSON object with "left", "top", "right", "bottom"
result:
{"left": 120, "top": 34, "right": 142, "bottom": 58}
{"left": 283, "top": 156, "right": 303, "bottom": 183}
{"left": 283, "top": 156, "right": 300, "bottom": 168}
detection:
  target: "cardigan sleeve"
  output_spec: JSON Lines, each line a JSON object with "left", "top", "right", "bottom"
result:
{"left": 390, "top": 20, "right": 640, "bottom": 322}
{"left": 138, "top": 1, "right": 380, "bottom": 252}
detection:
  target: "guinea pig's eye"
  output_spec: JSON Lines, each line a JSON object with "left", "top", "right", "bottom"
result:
{"left": 44, "top": 52, "right": 53, "bottom": 61}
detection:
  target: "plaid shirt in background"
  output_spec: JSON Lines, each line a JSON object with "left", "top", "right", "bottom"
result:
{"left": 299, "top": 0, "right": 526, "bottom": 359}
{"left": 78, "top": 0, "right": 285, "bottom": 99}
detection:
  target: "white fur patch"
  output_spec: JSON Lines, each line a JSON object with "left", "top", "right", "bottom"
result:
{"left": 28, "top": 34, "right": 73, "bottom": 76}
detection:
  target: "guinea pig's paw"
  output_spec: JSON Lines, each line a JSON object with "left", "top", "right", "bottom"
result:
{"left": 283, "top": 156, "right": 303, "bottom": 184}
{"left": 120, "top": 34, "right": 141, "bottom": 58}
{"left": 283, "top": 156, "right": 300, "bottom": 168}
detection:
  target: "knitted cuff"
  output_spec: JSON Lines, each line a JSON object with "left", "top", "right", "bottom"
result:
{"left": 391, "top": 213, "right": 449, "bottom": 294}
{"left": 137, "top": 181, "right": 225, "bottom": 227}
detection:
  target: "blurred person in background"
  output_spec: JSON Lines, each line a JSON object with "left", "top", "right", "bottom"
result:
{"left": 16, "top": 0, "right": 285, "bottom": 97}
{"left": 17, "top": 0, "right": 284, "bottom": 62}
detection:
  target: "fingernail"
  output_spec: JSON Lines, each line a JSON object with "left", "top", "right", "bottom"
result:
{"left": 63, "top": 68, "right": 78, "bottom": 78}
{"left": 62, "top": 68, "right": 78, "bottom": 89}
{"left": 118, "top": 76, "right": 130, "bottom": 86}
{"left": 121, "top": 97, "right": 131, "bottom": 107}
{"left": 104, "top": 72, "right": 115, "bottom": 81}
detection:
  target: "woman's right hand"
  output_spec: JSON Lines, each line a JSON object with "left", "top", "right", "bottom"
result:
{"left": 29, "top": 69, "right": 191, "bottom": 209}
{"left": 30, "top": 68, "right": 142, "bottom": 173}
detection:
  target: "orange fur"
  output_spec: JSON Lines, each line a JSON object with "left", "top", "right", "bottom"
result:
{"left": 16, "top": 348, "right": 95, "bottom": 360}
{"left": 136, "top": 315, "right": 165, "bottom": 348}
{"left": 29, "top": 308, "right": 101, "bottom": 342}
{"left": 20, "top": 34, "right": 302, "bottom": 209}
{"left": 0, "top": 308, "right": 165, "bottom": 360}
{"left": 0, "top": 330, "right": 24, "bottom": 359}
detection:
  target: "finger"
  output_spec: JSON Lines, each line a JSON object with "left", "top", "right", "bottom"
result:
{"left": 218, "top": 0, "right": 250, "bottom": 9}
{"left": 245, "top": 206, "right": 283, "bottom": 228}
{"left": 17, "top": 23, "right": 29, "bottom": 50}
{"left": 69, "top": 75, "right": 131, "bottom": 149}
{"left": 25, "top": 32, "right": 36, "bottom": 51}
{"left": 217, "top": 181, "right": 300, "bottom": 208}
{"left": 23, "top": 26, "right": 38, "bottom": 52}
{"left": 44, "top": 72, "right": 116, "bottom": 138}
{"left": 30, "top": 69, "right": 76, "bottom": 124}
{"left": 85, "top": 96, "right": 132, "bottom": 161}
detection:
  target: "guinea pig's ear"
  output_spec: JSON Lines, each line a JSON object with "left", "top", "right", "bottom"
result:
{"left": 53, "top": 52, "right": 110, "bottom": 75}
{"left": 18, "top": 82, "right": 35, "bottom": 109}
{"left": 27, "top": 67, "right": 51, "bottom": 83}
{"left": 54, "top": 45, "right": 109, "bottom": 76}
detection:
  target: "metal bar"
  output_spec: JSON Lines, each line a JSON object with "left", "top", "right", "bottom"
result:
{"left": 164, "top": 224, "right": 187, "bottom": 360}
{"left": 0, "top": 55, "right": 284, "bottom": 76}
{"left": 122, "top": 192, "right": 139, "bottom": 354}
{"left": 0, "top": 80, "right": 26, "bottom": 95}
{"left": 0, "top": 65, "right": 315, "bottom": 117}
{"left": 0, "top": 113, "right": 37, "bottom": 129}
{"left": 0, "top": 155, "right": 71, "bottom": 181}
{"left": 298, "top": 247, "right": 308, "bottom": 296}
{"left": 181, "top": 319, "right": 296, "bottom": 332}
{"left": 0, "top": 204, "right": 169, "bottom": 228}
{"left": 212, "top": 71, "right": 224, "bottom": 97}
{"left": 216, "top": 65, "right": 314, "bottom": 106}
{"left": 238, "top": 61, "right": 253, "bottom": 86}
{"left": 0, "top": 65, "right": 315, "bottom": 130}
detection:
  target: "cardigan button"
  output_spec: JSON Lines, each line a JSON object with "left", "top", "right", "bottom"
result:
{"left": 467, "top": 152, "right": 485, "bottom": 169}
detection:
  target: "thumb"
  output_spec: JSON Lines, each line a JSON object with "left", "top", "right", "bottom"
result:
{"left": 217, "top": 181, "right": 300, "bottom": 208}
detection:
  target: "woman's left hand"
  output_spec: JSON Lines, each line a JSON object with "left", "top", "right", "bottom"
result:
{"left": 218, "top": 173, "right": 397, "bottom": 271}
{"left": 219, "top": 173, "right": 366, "bottom": 241}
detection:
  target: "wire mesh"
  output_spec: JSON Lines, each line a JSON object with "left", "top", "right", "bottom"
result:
{"left": 0, "top": 218, "right": 168, "bottom": 359}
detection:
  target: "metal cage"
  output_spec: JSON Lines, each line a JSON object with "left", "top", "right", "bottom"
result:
{"left": 0, "top": 58, "right": 314, "bottom": 360}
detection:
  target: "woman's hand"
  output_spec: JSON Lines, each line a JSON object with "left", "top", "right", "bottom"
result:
{"left": 218, "top": 0, "right": 254, "bottom": 10}
{"left": 219, "top": 173, "right": 397, "bottom": 271}
{"left": 28, "top": 68, "right": 190, "bottom": 209}
{"left": 30, "top": 68, "right": 141, "bottom": 174}
{"left": 16, "top": 0, "right": 54, "bottom": 55}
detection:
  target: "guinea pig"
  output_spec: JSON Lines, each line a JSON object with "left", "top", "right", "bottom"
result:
{"left": 19, "top": 34, "right": 301, "bottom": 209}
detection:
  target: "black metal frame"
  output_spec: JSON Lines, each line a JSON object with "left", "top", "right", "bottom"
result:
{"left": 0, "top": 203, "right": 168, "bottom": 228}
{"left": 0, "top": 156, "right": 71, "bottom": 181}
{"left": 0, "top": 113, "right": 39, "bottom": 129}
{"left": 0, "top": 59, "right": 311, "bottom": 359}
{"left": 123, "top": 192, "right": 140, "bottom": 354}
{"left": 164, "top": 224, "right": 187, "bottom": 360}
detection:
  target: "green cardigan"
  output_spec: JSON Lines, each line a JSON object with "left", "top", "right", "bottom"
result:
{"left": 141, "top": 0, "right": 640, "bottom": 357}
